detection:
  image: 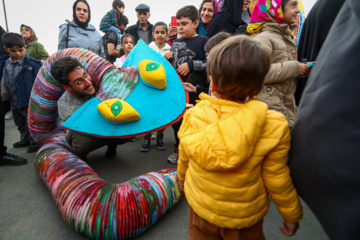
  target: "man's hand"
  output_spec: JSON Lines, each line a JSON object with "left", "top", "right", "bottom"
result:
{"left": 164, "top": 51, "right": 173, "bottom": 60}
{"left": 177, "top": 62, "right": 190, "bottom": 76}
{"left": 280, "top": 221, "right": 299, "bottom": 236}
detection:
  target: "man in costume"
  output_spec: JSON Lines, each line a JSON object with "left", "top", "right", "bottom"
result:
{"left": 51, "top": 57, "right": 131, "bottom": 160}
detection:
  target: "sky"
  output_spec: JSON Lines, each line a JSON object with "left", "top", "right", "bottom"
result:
{"left": 0, "top": 0, "right": 317, "bottom": 55}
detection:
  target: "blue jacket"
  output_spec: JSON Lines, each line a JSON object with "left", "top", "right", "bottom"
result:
{"left": 0, "top": 54, "right": 41, "bottom": 109}
{"left": 58, "top": 20, "right": 105, "bottom": 58}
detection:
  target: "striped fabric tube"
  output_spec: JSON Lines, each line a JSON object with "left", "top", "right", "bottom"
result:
{"left": 29, "top": 48, "right": 183, "bottom": 239}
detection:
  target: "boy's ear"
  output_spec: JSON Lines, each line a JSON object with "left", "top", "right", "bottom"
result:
{"left": 209, "top": 75, "right": 218, "bottom": 92}
{"left": 193, "top": 20, "right": 199, "bottom": 29}
{"left": 3, "top": 46, "right": 9, "bottom": 53}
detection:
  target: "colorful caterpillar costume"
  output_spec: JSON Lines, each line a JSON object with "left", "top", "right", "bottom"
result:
{"left": 28, "top": 42, "right": 185, "bottom": 239}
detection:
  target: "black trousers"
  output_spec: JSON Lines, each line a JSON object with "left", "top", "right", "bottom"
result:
{"left": 0, "top": 96, "right": 7, "bottom": 156}
{"left": 11, "top": 106, "right": 37, "bottom": 147}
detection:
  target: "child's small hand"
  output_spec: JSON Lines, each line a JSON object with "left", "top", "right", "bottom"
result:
{"left": 177, "top": 63, "right": 190, "bottom": 76}
{"left": 179, "top": 181, "right": 184, "bottom": 192}
{"left": 164, "top": 51, "right": 173, "bottom": 60}
{"left": 280, "top": 221, "right": 299, "bottom": 236}
{"left": 299, "top": 63, "right": 309, "bottom": 76}
{"left": 183, "top": 82, "right": 196, "bottom": 93}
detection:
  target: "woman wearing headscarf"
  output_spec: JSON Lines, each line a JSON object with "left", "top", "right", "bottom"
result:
{"left": 58, "top": 0, "right": 105, "bottom": 58}
{"left": 20, "top": 24, "right": 49, "bottom": 61}
{"left": 247, "top": 0, "right": 311, "bottom": 127}
{"left": 206, "top": 0, "right": 250, "bottom": 38}
{"left": 196, "top": 0, "right": 219, "bottom": 36}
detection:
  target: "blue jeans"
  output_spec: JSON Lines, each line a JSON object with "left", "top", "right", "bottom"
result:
{"left": 100, "top": 26, "right": 121, "bottom": 44}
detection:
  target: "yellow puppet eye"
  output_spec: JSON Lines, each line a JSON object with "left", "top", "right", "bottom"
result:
{"left": 97, "top": 99, "right": 140, "bottom": 124}
{"left": 138, "top": 60, "right": 167, "bottom": 90}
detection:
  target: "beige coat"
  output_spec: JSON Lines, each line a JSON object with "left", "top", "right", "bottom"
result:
{"left": 253, "top": 23, "right": 301, "bottom": 126}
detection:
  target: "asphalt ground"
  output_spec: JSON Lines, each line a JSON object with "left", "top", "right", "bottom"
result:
{"left": 0, "top": 119, "right": 329, "bottom": 240}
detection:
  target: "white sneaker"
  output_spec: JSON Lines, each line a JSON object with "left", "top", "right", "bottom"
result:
{"left": 167, "top": 150, "right": 179, "bottom": 164}
{"left": 5, "top": 111, "right": 13, "bottom": 120}
{"left": 151, "top": 133, "right": 156, "bottom": 140}
{"left": 116, "top": 44, "right": 121, "bottom": 51}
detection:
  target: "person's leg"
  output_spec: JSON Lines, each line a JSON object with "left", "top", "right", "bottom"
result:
{"left": 11, "top": 107, "right": 30, "bottom": 147}
{"left": 101, "top": 26, "right": 121, "bottom": 44}
{"left": 188, "top": 207, "right": 221, "bottom": 240}
{"left": 0, "top": 98, "right": 27, "bottom": 165}
{"left": 156, "top": 128, "right": 166, "bottom": 150}
{"left": 168, "top": 118, "right": 183, "bottom": 163}
{"left": 66, "top": 131, "right": 106, "bottom": 160}
{"left": 18, "top": 107, "right": 39, "bottom": 153}
{"left": 140, "top": 133, "right": 151, "bottom": 152}
{"left": 0, "top": 97, "right": 7, "bottom": 156}
{"left": 220, "top": 220, "right": 265, "bottom": 240}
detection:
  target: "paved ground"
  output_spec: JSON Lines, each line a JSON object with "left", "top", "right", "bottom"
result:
{"left": 0, "top": 119, "right": 329, "bottom": 240}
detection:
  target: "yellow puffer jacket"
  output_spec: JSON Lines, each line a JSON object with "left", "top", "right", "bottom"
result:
{"left": 178, "top": 93, "right": 302, "bottom": 229}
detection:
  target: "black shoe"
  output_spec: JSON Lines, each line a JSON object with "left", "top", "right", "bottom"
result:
{"left": 105, "top": 145, "right": 117, "bottom": 159}
{"left": 0, "top": 153, "right": 28, "bottom": 166}
{"left": 140, "top": 138, "right": 150, "bottom": 152}
{"left": 27, "top": 145, "right": 39, "bottom": 153}
{"left": 157, "top": 139, "right": 166, "bottom": 150}
{"left": 13, "top": 139, "right": 30, "bottom": 148}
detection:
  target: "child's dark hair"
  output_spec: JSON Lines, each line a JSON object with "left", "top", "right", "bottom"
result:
{"left": 207, "top": 35, "right": 271, "bottom": 102}
{"left": 153, "top": 22, "right": 168, "bottom": 33}
{"left": 176, "top": 5, "right": 199, "bottom": 22}
{"left": 205, "top": 32, "right": 231, "bottom": 53}
{"left": 112, "top": 0, "right": 124, "bottom": 9}
{"left": 281, "top": 0, "right": 291, "bottom": 12}
{"left": 119, "top": 15, "right": 129, "bottom": 27}
{"left": 120, "top": 33, "right": 135, "bottom": 45}
{"left": 51, "top": 57, "right": 82, "bottom": 86}
{"left": 2, "top": 33, "right": 25, "bottom": 48}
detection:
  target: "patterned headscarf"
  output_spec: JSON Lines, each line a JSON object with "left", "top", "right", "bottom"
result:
{"left": 20, "top": 24, "right": 37, "bottom": 45}
{"left": 247, "top": 0, "right": 286, "bottom": 33}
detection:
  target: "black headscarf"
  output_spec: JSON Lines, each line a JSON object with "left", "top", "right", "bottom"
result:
{"left": 206, "top": 0, "right": 247, "bottom": 38}
{"left": 72, "top": 0, "right": 91, "bottom": 29}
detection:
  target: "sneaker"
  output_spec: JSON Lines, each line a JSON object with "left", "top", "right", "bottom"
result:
{"left": 131, "top": 136, "right": 136, "bottom": 142}
{"left": 27, "top": 145, "right": 39, "bottom": 153}
{"left": 150, "top": 133, "right": 156, "bottom": 140}
{"left": 0, "top": 153, "right": 27, "bottom": 165}
{"left": 13, "top": 139, "right": 30, "bottom": 148}
{"left": 105, "top": 145, "right": 117, "bottom": 159}
{"left": 116, "top": 44, "right": 121, "bottom": 51}
{"left": 167, "top": 149, "right": 179, "bottom": 164}
{"left": 157, "top": 139, "right": 166, "bottom": 150}
{"left": 140, "top": 138, "right": 150, "bottom": 152}
{"left": 5, "top": 111, "right": 13, "bottom": 120}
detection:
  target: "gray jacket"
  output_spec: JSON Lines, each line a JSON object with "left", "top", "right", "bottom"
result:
{"left": 58, "top": 20, "right": 105, "bottom": 58}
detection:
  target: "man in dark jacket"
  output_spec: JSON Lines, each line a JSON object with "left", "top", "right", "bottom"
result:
{"left": 125, "top": 4, "right": 153, "bottom": 45}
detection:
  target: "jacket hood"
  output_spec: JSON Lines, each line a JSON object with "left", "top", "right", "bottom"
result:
{"left": 179, "top": 93, "right": 269, "bottom": 171}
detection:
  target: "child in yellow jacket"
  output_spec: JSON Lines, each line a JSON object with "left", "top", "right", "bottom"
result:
{"left": 177, "top": 35, "right": 303, "bottom": 240}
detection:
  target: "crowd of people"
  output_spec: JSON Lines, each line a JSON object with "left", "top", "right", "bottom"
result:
{"left": 1, "top": 0, "right": 358, "bottom": 239}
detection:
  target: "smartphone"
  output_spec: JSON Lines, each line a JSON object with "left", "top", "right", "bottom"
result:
{"left": 308, "top": 62, "right": 315, "bottom": 68}
{"left": 171, "top": 16, "right": 177, "bottom": 27}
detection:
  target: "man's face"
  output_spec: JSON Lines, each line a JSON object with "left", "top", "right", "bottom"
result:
{"left": 137, "top": 11, "right": 150, "bottom": 24}
{"left": 63, "top": 66, "right": 95, "bottom": 98}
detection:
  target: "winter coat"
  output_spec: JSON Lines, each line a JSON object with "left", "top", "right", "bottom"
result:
{"left": 25, "top": 40, "right": 49, "bottom": 61}
{"left": 254, "top": 23, "right": 301, "bottom": 127}
{"left": 58, "top": 20, "right": 105, "bottom": 58}
{"left": 125, "top": 21, "right": 153, "bottom": 45}
{"left": 0, "top": 55, "right": 41, "bottom": 108}
{"left": 177, "top": 93, "right": 303, "bottom": 229}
